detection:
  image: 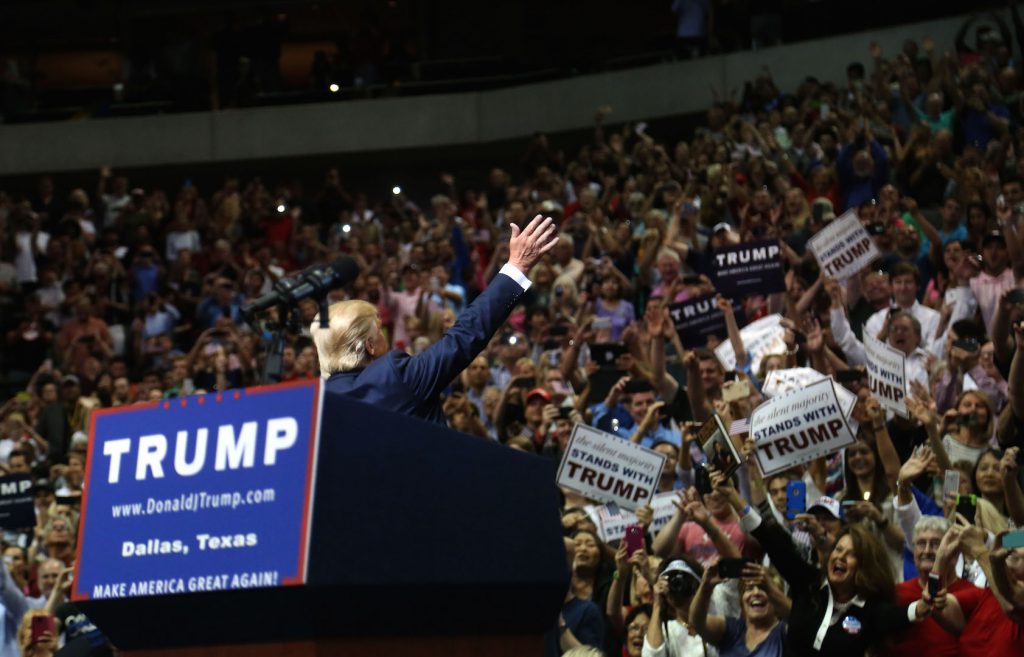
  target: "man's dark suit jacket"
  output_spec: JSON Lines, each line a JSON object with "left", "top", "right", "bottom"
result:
{"left": 325, "top": 272, "right": 524, "bottom": 424}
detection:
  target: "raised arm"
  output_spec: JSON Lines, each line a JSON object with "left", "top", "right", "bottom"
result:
{"left": 682, "top": 350, "right": 710, "bottom": 423}
{"left": 688, "top": 475, "right": 742, "bottom": 559}
{"left": 689, "top": 566, "right": 728, "bottom": 645}
{"left": 648, "top": 307, "right": 681, "bottom": 402}
{"left": 793, "top": 274, "right": 824, "bottom": 316}
{"left": 1010, "top": 323, "right": 1024, "bottom": 420}
{"left": 995, "top": 202, "right": 1024, "bottom": 278}
{"left": 0, "top": 557, "right": 29, "bottom": 629}
{"left": 907, "top": 381, "right": 953, "bottom": 472}
{"left": 902, "top": 197, "right": 942, "bottom": 255}
{"left": 717, "top": 295, "right": 747, "bottom": 369}
{"left": 1001, "top": 447, "right": 1024, "bottom": 527}
{"left": 401, "top": 215, "right": 557, "bottom": 400}
{"left": 652, "top": 489, "right": 690, "bottom": 558}
{"left": 825, "top": 277, "right": 868, "bottom": 365}
{"left": 992, "top": 290, "right": 1017, "bottom": 365}
{"left": 607, "top": 542, "right": 649, "bottom": 634}
{"left": 864, "top": 395, "right": 902, "bottom": 492}
{"left": 630, "top": 400, "right": 666, "bottom": 444}
{"left": 989, "top": 546, "right": 1024, "bottom": 613}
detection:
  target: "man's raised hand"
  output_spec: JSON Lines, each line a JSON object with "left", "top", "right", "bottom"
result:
{"left": 508, "top": 214, "right": 559, "bottom": 274}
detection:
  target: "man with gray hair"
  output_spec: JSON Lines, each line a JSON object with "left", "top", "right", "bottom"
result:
{"left": 316, "top": 214, "right": 558, "bottom": 424}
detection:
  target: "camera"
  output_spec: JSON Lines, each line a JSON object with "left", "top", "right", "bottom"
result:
{"left": 695, "top": 464, "right": 713, "bottom": 496}
{"left": 952, "top": 338, "right": 979, "bottom": 353}
{"left": 667, "top": 571, "right": 697, "bottom": 597}
{"left": 956, "top": 412, "right": 979, "bottom": 428}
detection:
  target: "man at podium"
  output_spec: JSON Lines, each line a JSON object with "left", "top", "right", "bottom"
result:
{"left": 314, "top": 214, "right": 558, "bottom": 424}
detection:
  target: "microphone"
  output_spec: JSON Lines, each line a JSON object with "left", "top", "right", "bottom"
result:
{"left": 242, "top": 256, "right": 360, "bottom": 318}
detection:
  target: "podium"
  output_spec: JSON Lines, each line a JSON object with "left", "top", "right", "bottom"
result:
{"left": 74, "top": 388, "right": 569, "bottom": 655}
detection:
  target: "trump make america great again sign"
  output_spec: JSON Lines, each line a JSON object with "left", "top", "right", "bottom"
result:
{"left": 73, "top": 380, "right": 322, "bottom": 601}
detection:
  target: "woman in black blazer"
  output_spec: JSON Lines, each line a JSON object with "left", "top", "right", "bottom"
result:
{"left": 740, "top": 508, "right": 934, "bottom": 657}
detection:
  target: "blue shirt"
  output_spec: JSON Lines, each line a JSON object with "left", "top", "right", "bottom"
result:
{"left": 719, "top": 616, "right": 786, "bottom": 657}
{"left": 938, "top": 224, "right": 968, "bottom": 245}
{"left": 837, "top": 139, "right": 889, "bottom": 211}
{"left": 591, "top": 402, "right": 681, "bottom": 448}
{"left": 196, "top": 296, "right": 243, "bottom": 329}
{"left": 131, "top": 264, "right": 160, "bottom": 302}
{"left": 545, "top": 597, "right": 605, "bottom": 657}
{"left": 963, "top": 104, "right": 1010, "bottom": 149}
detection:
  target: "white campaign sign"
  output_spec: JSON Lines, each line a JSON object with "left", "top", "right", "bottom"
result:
{"left": 715, "top": 313, "right": 787, "bottom": 374}
{"left": 864, "top": 333, "right": 908, "bottom": 418}
{"left": 807, "top": 210, "right": 880, "bottom": 280}
{"left": 584, "top": 491, "right": 678, "bottom": 543}
{"left": 557, "top": 424, "right": 666, "bottom": 511}
{"left": 762, "top": 368, "right": 857, "bottom": 417}
{"left": 750, "top": 378, "right": 857, "bottom": 476}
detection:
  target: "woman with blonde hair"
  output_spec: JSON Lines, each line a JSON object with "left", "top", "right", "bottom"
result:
{"left": 18, "top": 611, "right": 58, "bottom": 657}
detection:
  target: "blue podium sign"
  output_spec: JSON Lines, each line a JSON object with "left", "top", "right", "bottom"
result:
{"left": 73, "top": 380, "right": 322, "bottom": 601}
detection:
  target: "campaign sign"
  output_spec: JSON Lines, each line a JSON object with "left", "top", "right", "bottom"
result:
{"left": 714, "top": 314, "right": 787, "bottom": 375}
{"left": 864, "top": 334, "right": 908, "bottom": 418}
{"left": 73, "top": 380, "right": 323, "bottom": 601}
{"left": 0, "top": 475, "right": 35, "bottom": 529}
{"left": 750, "top": 378, "right": 857, "bottom": 476}
{"left": 807, "top": 210, "right": 880, "bottom": 280}
{"left": 712, "top": 240, "right": 786, "bottom": 298}
{"left": 762, "top": 368, "right": 857, "bottom": 418}
{"left": 584, "top": 491, "right": 678, "bottom": 543}
{"left": 557, "top": 424, "right": 666, "bottom": 511}
{"left": 668, "top": 295, "right": 744, "bottom": 349}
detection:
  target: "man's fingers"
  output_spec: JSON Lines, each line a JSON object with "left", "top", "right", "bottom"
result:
{"left": 510, "top": 223, "right": 521, "bottom": 239}
{"left": 521, "top": 214, "right": 546, "bottom": 237}
{"left": 529, "top": 221, "right": 557, "bottom": 249}
{"left": 537, "top": 225, "right": 559, "bottom": 251}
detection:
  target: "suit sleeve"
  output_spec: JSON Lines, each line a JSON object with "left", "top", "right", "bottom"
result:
{"left": 747, "top": 511, "right": 821, "bottom": 595}
{"left": 397, "top": 273, "right": 525, "bottom": 402}
{"left": 869, "top": 599, "right": 914, "bottom": 636}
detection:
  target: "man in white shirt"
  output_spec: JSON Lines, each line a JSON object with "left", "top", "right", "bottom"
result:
{"left": 98, "top": 168, "right": 131, "bottom": 228}
{"left": 13, "top": 220, "right": 49, "bottom": 286}
{"left": 861, "top": 262, "right": 940, "bottom": 353}
{"left": 831, "top": 303, "right": 930, "bottom": 390}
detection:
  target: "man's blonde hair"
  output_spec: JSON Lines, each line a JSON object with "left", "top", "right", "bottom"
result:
{"left": 311, "top": 300, "right": 379, "bottom": 375}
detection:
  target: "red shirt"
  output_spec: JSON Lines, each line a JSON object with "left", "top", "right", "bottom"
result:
{"left": 262, "top": 214, "right": 293, "bottom": 245}
{"left": 957, "top": 585, "right": 1024, "bottom": 657}
{"left": 883, "top": 577, "right": 972, "bottom": 657}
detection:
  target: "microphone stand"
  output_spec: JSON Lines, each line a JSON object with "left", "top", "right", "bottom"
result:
{"left": 245, "top": 269, "right": 342, "bottom": 384}
{"left": 252, "top": 295, "right": 332, "bottom": 385}
{"left": 255, "top": 301, "right": 303, "bottom": 385}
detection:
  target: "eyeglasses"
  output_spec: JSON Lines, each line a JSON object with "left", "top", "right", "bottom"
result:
{"left": 627, "top": 623, "right": 649, "bottom": 634}
{"left": 913, "top": 539, "right": 942, "bottom": 550}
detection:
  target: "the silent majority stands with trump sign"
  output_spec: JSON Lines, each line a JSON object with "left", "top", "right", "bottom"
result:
{"left": 73, "top": 380, "right": 323, "bottom": 601}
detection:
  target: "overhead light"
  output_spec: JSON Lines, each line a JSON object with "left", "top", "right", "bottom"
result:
{"left": 276, "top": 204, "right": 286, "bottom": 213}
{"left": 329, "top": 83, "right": 340, "bottom": 93}
{"left": 392, "top": 186, "right": 402, "bottom": 195}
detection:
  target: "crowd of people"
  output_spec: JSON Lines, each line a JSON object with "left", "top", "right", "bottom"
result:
{"left": 0, "top": 26, "right": 1024, "bottom": 657}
